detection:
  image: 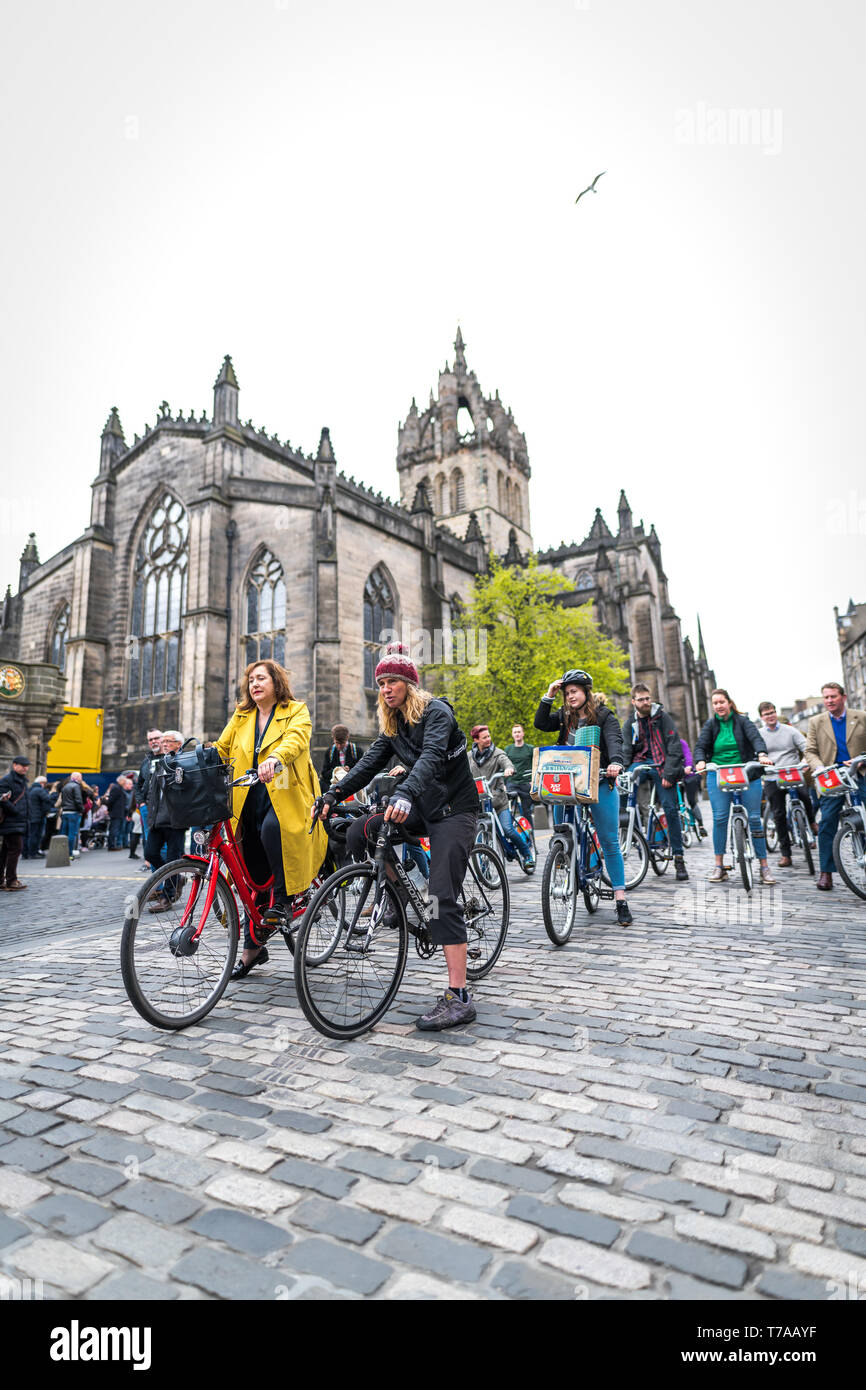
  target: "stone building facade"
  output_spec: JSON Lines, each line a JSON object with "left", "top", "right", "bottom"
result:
{"left": 835, "top": 598, "right": 866, "bottom": 712}
{"left": 0, "top": 332, "right": 713, "bottom": 772}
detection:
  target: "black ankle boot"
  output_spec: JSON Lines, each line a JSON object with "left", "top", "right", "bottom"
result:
{"left": 616, "top": 899, "right": 633, "bottom": 926}
{"left": 675, "top": 855, "right": 689, "bottom": 881}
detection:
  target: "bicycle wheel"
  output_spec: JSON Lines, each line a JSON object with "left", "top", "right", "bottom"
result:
{"left": 463, "top": 844, "right": 510, "bottom": 979}
{"left": 648, "top": 816, "right": 671, "bottom": 876}
{"left": 541, "top": 842, "right": 576, "bottom": 946}
{"left": 763, "top": 805, "right": 778, "bottom": 854}
{"left": 791, "top": 802, "right": 814, "bottom": 876}
{"left": 834, "top": 819, "right": 866, "bottom": 901}
{"left": 733, "top": 817, "right": 752, "bottom": 893}
{"left": 474, "top": 821, "right": 499, "bottom": 887}
{"left": 120, "top": 858, "right": 239, "bottom": 1030}
{"left": 293, "top": 865, "right": 408, "bottom": 1039}
{"left": 681, "top": 819, "right": 693, "bottom": 850}
{"left": 600, "top": 818, "right": 649, "bottom": 890}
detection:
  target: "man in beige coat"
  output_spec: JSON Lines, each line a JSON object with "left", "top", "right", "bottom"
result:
{"left": 804, "top": 682, "right": 866, "bottom": 890}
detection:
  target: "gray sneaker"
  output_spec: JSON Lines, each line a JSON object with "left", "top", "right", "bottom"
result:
{"left": 416, "top": 989, "right": 476, "bottom": 1032}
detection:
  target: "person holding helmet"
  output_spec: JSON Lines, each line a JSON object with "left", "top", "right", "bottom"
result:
{"left": 534, "top": 670, "right": 632, "bottom": 926}
{"left": 317, "top": 643, "right": 480, "bottom": 1032}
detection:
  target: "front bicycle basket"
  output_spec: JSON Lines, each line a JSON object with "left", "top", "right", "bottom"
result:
{"left": 159, "top": 748, "right": 234, "bottom": 829}
{"left": 531, "top": 746, "right": 599, "bottom": 805}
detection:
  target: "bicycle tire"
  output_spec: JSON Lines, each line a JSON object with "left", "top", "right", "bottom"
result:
{"left": 681, "top": 821, "right": 693, "bottom": 850}
{"left": 120, "top": 858, "right": 239, "bottom": 1030}
{"left": 602, "top": 823, "right": 649, "bottom": 890}
{"left": 463, "top": 844, "right": 510, "bottom": 979}
{"left": 293, "top": 864, "right": 408, "bottom": 1039}
{"left": 790, "top": 802, "right": 814, "bottom": 876}
{"left": 763, "top": 805, "right": 778, "bottom": 854}
{"left": 474, "top": 822, "right": 500, "bottom": 887}
{"left": 833, "top": 820, "right": 866, "bottom": 901}
{"left": 541, "top": 842, "right": 576, "bottom": 946}
{"left": 648, "top": 815, "right": 671, "bottom": 876}
{"left": 733, "top": 817, "right": 752, "bottom": 893}
{"left": 583, "top": 877, "right": 600, "bottom": 914}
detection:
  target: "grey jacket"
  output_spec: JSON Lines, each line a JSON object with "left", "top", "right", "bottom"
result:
{"left": 467, "top": 745, "right": 514, "bottom": 813}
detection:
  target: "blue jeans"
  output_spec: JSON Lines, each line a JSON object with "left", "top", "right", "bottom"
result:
{"left": 707, "top": 771, "right": 766, "bottom": 858}
{"left": 817, "top": 774, "right": 865, "bottom": 874}
{"left": 108, "top": 817, "right": 125, "bottom": 849}
{"left": 402, "top": 843, "right": 430, "bottom": 880}
{"left": 633, "top": 766, "right": 684, "bottom": 855}
{"left": 60, "top": 812, "right": 81, "bottom": 853}
{"left": 497, "top": 806, "right": 532, "bottom": 861}
{"left": 553, "top": 781, "right": 625, "bottom": 891}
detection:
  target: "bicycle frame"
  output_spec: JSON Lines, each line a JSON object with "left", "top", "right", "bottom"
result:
{"left": 184, "top": 819, "right": 274, "bottom": 947}
{"left": 621, "top": 764, "right": 668, "bottom": 856}
{"left": 550, "top": 803, "right": 608, "bottom": 900}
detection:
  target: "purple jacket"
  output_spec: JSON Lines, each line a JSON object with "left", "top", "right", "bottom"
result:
{"left": 680, "top": 738, "right": 698, "bottom": 778}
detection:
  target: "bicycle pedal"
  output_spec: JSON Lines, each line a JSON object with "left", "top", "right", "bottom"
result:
{"left": 598, "top": 888, "right": 614, "bottom": 901}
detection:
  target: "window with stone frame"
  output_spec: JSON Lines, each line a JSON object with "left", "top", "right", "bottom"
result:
{"left": 435, "top": 472, "right": 446, "bottom": 514}
{"left": 243, "top": 550, "right": 287, "bottom": 667}
{"left": 49, "top": 603, "right": 70, "bottom": 674}
{"left": 128, "top": 492, "right": 188, "bottom": 699}
{"left": 363, "top": 566, "right": 396, "bottom": 688}
{"left": 576, "top": 569, "right": 595, "bottom": 591}
{"left": 450, "top": 467, "right": 465, "bottom": 512}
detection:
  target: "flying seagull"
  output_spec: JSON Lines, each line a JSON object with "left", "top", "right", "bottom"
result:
{"left": 575, "top": 171, "right": 606, "bottom": 205}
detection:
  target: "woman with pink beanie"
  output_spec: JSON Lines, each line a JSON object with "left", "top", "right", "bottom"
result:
{"left": 318, "top": 644, "right": 480, "bottom": 1032}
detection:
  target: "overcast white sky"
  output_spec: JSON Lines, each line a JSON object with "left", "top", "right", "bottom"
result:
{"left": 2, "top": 0, "right": 864, "bottom": 715}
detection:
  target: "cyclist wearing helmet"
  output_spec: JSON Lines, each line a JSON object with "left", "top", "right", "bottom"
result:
{"left": 535, "top": 669, "right": 633, "bottom": 926}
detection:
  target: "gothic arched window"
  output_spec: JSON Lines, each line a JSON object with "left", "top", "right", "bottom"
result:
{"left": 363, "top": 566, "right": 396, "bottom": 688}
{"left": 128, "top": 492, "right": 188, "bottom": 698}
{"left": 49, "top": 603, "right": 70, "bottom": 674}
{"left": 498, "top": 471, "right": 505, "bottom": 514}
{"left": 576, "top": 569, "right": 595, "bottom": 591}
{"left": 513, "top": 484, "right": 522, "bottom": 528}
{"left": 244, "top": 550, "right": 287, "bottom": 666}
{"left": 450, "top": 468, "right": 465, "bottom": 512}
{"left": 435, "top": 472, "right": 446, "bottom": 514}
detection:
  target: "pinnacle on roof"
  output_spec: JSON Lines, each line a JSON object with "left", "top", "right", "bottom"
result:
{"left": 102, "top": 406, "right": 125, "bottom": 440}
{"left": 464, "top": 512, "right": 484, "bottom": 543}
{"left": 20, "top": 532, "right": 39, "bottom": 564}
{"left": 411, "top": 480, "right": 433, "bottom": 514}
{"left": 316, "top": 427, "right": 335, "bottom": 463}
{"left": 215, "top": 355, "right": 239, "bottom": 389}
{"left": 697, "top": 614, "right": 707, "bottom": 661}
{"left": 585, "top": 508, "right": 614, "bottom": 545}
{"left": 454, "top": 326, "right": 466, "bottom": 369}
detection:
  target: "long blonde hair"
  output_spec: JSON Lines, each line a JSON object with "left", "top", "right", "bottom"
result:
{"left": 377, "top": 685, "right": 434, "bottom": 737}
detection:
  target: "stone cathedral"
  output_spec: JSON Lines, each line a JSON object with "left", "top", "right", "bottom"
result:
{"left": 0, "top": 331, "right": 714, "bottom": 772}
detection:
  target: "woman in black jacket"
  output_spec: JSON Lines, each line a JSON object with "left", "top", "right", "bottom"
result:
{"left": 694, "top": 688, "right": 774, "bottom": 884}
{"left": 320, "top": 643, "right": 479, "bottom": 1033}
{"left": 535, "top": 669, "right": 632, "bottom": 926}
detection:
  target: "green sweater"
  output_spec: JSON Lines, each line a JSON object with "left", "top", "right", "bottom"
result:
{"left": 505, "top": 742, "right": 535, "bottom": 787}
{"left": 712, "top": 716, "right": 741, "bottom": 766}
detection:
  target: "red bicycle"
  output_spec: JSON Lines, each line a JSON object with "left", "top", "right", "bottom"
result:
{"left": 121, "top": 768, "right": 301, "bottom": 1029}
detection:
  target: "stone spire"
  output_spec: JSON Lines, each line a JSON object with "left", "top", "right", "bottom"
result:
{"left": 465, "top": 511, "right": 484, "bottom": 543}
{"left": 19, "top": 532, "right": 40, "bottom": 590}
{"left": 411, "top": 479, "right": 433, "bottom": 514}
{"left": 454, "top": 325, "right": 466, "bottom": 371}
{"left": 585, "top": 508, "right": 615, "bottom": 545}
{"left": 503, "top": 528, "right": 522, "bottom": 566}
{"left": 316, "top": 427, "right": 336, "bottom": 463}
{"left": 697, "top": 614, "right": 707, "bottom": 662}
{"left": 213, "top": 355, "right": 239, "bottom": 429}
{"left": 99, "top": 407, "right": 126, "bottom": 473}
{"left": 617, "top": 489, "right": 633, "bottom": 537}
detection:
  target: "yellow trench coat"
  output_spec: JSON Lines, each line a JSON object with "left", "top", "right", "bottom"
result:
{"left": 215, "top": 700, "right": 327, "bottom": 895}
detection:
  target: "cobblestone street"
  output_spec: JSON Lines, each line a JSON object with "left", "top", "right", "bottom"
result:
{"left": 1, "top": 835, "right": 865, "bottom": 1302}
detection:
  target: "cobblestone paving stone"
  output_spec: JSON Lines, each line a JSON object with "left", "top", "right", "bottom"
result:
{"left": 1, "top": 837, "right": 865, "bottom": 1300}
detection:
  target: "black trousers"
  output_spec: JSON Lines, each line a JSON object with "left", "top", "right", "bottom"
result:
{"left": 239, "top": 781, "right": 287, "bottom": 950}
{"left": 683, "top": 777, "right": 704, "bottom": 825}
{"left": 346, "top": 809, "right": 477, "bottom": 946}
{"left": 144, "top": 826, "right": 186, "bottom": 899}
{"left": 0, "top": 833, "right": 24, "bottom": 885}
{"left": 764, "top": 781, "right": 812, "bottom": 857}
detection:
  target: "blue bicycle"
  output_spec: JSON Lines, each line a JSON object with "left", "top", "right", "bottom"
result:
{"left": 541, "top": 800, "right": 612, "bottom": 945}
{"left": 474, "top": 772, "right": 535, "bottom": 879}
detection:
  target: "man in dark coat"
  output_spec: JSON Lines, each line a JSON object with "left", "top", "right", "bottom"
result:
{"left": 0, "top": 756, "right": 31, "bottom": 890}
{"left": 135, "top": 729, "right": 163, "bottom": 846}
{"left": 25, "top": 775, "right": 53, "bottom": 857}
{"left": 320, "top": 724, "right": 364, "bottom": 791}
{"left": 622, "top": 683, "right": 689, "bottom": 881}
{"left": 106, "top": 777, "right": 129, "bottom": 851}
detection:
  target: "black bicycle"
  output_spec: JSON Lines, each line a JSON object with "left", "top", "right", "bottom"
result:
{"left": 293, "top": 816, "right": 510, "bottom": 1039}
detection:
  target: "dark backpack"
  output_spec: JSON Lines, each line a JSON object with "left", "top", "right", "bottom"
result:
{"left": 149, "top": 744, "right": 234, "bottom": 831}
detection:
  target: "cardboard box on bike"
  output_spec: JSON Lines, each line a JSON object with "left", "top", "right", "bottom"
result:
{"left": 530, "top": 737, "right": 600, "bottom": 806}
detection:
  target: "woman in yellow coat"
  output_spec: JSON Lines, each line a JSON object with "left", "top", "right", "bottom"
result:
{"left": 215, "top": 658, "right": 327, "bottom": 979}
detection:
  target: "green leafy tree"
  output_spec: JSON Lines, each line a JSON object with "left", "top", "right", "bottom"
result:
{"left": 426, "top": 555, "right": 630, "bottom": 746}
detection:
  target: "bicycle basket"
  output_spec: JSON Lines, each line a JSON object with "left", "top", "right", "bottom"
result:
{"left": 815, "top": 766, "right": 846, "bottom": 797}
{"left": 717, "top": 765, "right": 747, "bottom": 790}
{"left": 778, "top": 767, "right": 804, "bottom": 786}
{"left": 157, "top": 746, "right": 234, "bottom": 830}
{"left": 530, "top": 745, "right": 599, "bottom": 805}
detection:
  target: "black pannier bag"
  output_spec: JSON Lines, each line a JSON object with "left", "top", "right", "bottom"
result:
{"left": 150, "top": 744, "right": 234, "bottom": 831}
